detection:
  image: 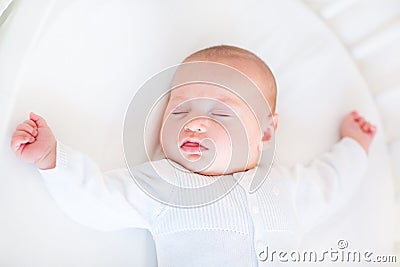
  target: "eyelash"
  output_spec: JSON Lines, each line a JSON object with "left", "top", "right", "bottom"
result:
{"left": 170, "top": 111, "right": 232, "bottom": 117}
{"left": 211, "top": 113, "right": 231, "bottom": 117}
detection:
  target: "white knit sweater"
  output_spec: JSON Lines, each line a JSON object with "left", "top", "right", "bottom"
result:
{"left": 39, "top": 137, "right": 367, "bottom": 267}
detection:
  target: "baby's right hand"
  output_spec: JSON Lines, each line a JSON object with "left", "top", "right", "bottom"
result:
{"left": 11, "top": 112, "right": 57, "bottom": 170}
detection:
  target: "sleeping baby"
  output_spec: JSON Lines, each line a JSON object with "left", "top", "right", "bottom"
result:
{"left": 11, "top": 45, "right": 376, "bottom": 266}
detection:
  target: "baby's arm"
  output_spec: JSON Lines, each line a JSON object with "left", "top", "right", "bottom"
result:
{"left": 11, "top": 113, "right": 159, "bottom": 231}
{"left": 289, "top": 111, "right": 376, "bottom": 229}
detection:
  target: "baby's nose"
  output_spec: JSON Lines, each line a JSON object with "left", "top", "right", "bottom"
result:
{"left": 183, "top": 119, "right": 207, "bottom": 133}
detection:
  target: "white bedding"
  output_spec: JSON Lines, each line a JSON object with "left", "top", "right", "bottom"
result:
{"left": 0, "top": 0, "right": 398, "bottom": 266}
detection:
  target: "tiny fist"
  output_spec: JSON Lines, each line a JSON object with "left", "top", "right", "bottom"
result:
{"left": 341, "top": 110, "right": 376, "bottom": 154}
{"left": 11, "top": 112, "right": 57, "bottom": 169}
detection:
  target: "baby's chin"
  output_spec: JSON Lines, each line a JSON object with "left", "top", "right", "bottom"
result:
{"left": 170, "top": 157, "right": 258, "bottom": 176}
{"left": 193, "top": 165, "right": 257, "bottom": 176}
{"left": 162, "top": 144, "right": 261, "bottom": 176}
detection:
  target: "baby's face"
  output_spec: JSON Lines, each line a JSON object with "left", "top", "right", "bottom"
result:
{"left": 160, "top": 83, "right": 264, "bottom": 175}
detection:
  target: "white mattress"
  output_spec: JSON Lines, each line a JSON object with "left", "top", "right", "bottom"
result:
{"left": 0, "top": 0, "right": 398, "bottom": 266}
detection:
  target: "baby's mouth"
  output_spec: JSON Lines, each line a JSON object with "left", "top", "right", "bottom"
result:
{"left": 180, "top": 139, "right": 208, "bottom": 154}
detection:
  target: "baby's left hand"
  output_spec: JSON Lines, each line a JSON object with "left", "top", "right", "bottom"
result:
{"left": 340, "top": 111, "right": 377, "bottom": 154}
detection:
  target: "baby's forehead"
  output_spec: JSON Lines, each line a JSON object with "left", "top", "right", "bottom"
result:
{"left": 168, "top": 58, "right": 275, "bottom": 113}
{"left": 168, "top": 83, "right": 247, "bottom": 106}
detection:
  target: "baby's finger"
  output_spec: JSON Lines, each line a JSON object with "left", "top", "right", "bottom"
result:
{"left": 357, "top": 116, "right": 365, "bottom": 125}
{"left": 24, "top": 119, "right": 37, "bottom": 130}
{"left": 11, "top": 133, "right": 35, "bottom": 151}
{"left": 362, "top": 122, "right": 371, "bottom": 132}
{"left": 12, "top": 130, "right": 36, "bottom": 142}
{"left": 351, "top": 110, "right": 359, "bottom": 119}
{"left": 29, "top": 112, "right": 48, "bottom": 128}
{"left": 368, "top": 124, "right": 377, "bottom": 134}
{"left": 16, "top": 123, "right": 37, "bottom": 137}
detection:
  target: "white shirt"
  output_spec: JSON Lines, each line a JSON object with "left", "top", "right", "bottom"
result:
{"left": 39, "top": 137, "right": 367, "bottom": 267}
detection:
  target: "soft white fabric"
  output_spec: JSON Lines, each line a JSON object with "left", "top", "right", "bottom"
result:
{"left": 302, "top": 0, "right": 400, "bottom": 253}
{"left": 1, "top": 0, "right": 397, "bottom": 266}
{"left": 0, "top": 0, "right": 13, "bottom": 18}
{"left": 39, "top": 137, "right": 367, "bottom": 266}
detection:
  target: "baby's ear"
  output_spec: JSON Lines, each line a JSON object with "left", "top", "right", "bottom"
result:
{"left": 261, "top": 113, "right": 279, "bottom": 142}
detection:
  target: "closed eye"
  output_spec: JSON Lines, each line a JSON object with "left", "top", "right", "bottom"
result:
{"left": 171, "top": 111, "right": 188, "bottom": 115}
{"left": 211, "top": 113, "right": 232, "bottom": 117}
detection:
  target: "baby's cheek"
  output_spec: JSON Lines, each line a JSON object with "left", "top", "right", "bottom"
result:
{"left": 160, "top": 121, "right": 180, "bottom": 156}
{"left": 209, "top": 120, "right": 230, "bottom": 142}
{"left": 214, "top": 121, "right": 251, "bottom": 163}
{"left": 215, "top": 131, "right": 232, "bottom": 157}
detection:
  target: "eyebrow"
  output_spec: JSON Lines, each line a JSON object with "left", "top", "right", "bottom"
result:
{"left": 216, "top": 96, "right": 244, "bottom": 106}
{"left": 170, "top": 95, "right": 244, "bottom": 107}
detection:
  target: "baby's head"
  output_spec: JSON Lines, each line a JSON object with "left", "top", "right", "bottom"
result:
{"left": 160, "top": 45, "right": 278, "bottom": 175}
